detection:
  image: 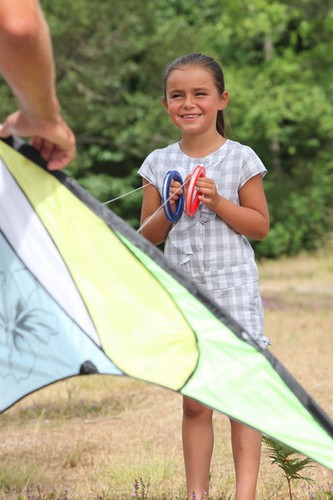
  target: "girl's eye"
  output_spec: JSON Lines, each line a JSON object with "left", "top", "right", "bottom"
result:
{"left": 170, "top": 93, "right": 182, "bottom": 99}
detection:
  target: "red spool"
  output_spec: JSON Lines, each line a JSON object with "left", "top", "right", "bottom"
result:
{"left": 185, "top": 165, "right": 206, "bottom": 217}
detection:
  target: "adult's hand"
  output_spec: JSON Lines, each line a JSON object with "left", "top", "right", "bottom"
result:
{"left": 0, "top": 110, "right": 76, "bottom": 170}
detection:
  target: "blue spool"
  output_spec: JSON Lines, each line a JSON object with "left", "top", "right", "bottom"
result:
{"left": 162, "top": 170, "right": 184, "bottom": 222}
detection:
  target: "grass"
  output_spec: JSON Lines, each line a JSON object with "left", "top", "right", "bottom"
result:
{"left": 0, "top": 247, "right": 333, "bottom": 499}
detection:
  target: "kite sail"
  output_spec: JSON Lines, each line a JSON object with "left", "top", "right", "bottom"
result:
{"left": 0, "top": 137, "right": 332, "bottom": 471}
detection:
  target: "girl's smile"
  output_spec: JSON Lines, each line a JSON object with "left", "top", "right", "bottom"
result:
{"left": 181, "top": 113, "right": 202, "bottom": 121}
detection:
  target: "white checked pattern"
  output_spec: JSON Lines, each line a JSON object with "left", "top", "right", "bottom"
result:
{"left": 138, "top": 139, "right": 270, "bottom": 348}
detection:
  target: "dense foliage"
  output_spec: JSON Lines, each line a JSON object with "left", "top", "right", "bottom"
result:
{"left": 2, "top": 0, "right": 332, "bottom": 257}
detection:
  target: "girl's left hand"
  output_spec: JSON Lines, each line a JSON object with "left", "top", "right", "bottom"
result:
{"left": 196, "top": 176, "right": 220, "bottom": 210}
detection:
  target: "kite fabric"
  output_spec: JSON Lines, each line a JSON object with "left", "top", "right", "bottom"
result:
{"left": 0, "top": 137, "right": 332, "bottom": 471}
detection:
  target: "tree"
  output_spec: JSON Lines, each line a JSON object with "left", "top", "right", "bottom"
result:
{"left": 200, "top": 0, "right": 333, "bottom": 256}
{"left": 1, "top": 0, "right": 332, "bottom": 255}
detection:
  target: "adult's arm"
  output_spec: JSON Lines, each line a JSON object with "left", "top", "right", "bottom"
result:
{"left": 0, "top": 0, "right": 76, "bottom": 169}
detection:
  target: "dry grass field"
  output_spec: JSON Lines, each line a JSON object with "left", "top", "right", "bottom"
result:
{"left": 0, "top": 247, "right": 332, "bottom": 499}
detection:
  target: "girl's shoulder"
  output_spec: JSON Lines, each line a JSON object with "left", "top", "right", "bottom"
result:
{"left": 225, "top": 140, "right": 265, "bottom": 167}
{"left": 145, "top": 142, "right": 179, "bottom": 162}
{"left": 225, "top": 139, "right": 258, "bottom": 157}
{"left": 138, "top": 142, "right": 180, "bottom": 185}
{"left": 225, "top": 140, "right": 266, "bottom": 184}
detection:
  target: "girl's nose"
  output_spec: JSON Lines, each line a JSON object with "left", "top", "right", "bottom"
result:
{"left": 183, "top": 95, "right": 194, "bottom": 108}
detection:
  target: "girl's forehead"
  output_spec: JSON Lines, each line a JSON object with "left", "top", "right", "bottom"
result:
{"left": 166, "top": 66, "right": 214, "bottom": 87}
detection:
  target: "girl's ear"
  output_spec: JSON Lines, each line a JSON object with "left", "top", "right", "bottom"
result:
{"left": 218, "top": 90, "right": 229, "bottom": 110}
{"left": 161, "top": 97, "right": 169, "bottom": 111}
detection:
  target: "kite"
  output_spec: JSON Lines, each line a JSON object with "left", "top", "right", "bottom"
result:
{"left": 0, "top": 137, "right": 333, "bottom": 471}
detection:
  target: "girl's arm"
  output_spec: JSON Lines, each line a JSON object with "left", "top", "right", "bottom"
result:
{"left": 196, "top": 174, "right": 270, "bottom": 240}
{"left": 140, "top": 179, "right": 173, "bottom": 245}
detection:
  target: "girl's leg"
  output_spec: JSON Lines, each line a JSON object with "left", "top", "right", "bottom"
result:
{"left": 230, "top": 419, "right": 262, "bottom": 500}
{"left": 182, "top": 396, "right": 214, "bottom": 499}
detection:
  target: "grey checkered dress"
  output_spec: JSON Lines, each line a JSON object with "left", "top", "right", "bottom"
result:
{"left": 138, "top": 139, "right": 270, "bottom": 348}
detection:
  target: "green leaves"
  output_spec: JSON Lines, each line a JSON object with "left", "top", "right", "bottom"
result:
{"left": 1, "top": 0, "right": 332, "bottom": 256}
{"left": 262, "top": 435, "right": 314, "bottom": 499}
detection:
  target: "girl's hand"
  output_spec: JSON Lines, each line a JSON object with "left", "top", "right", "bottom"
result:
{"left": 169, "top": 180, "right": 183, "bottom": 207}
{"left": 196, "top": 176, "right": 220, "bottom": 210}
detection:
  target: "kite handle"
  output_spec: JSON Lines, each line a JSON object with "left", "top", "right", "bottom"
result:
{"left": 185, "top": 165, "right": 206, "bottom": 217}
{"left": 162, "top": 170, "right": 184, "bottom": 222}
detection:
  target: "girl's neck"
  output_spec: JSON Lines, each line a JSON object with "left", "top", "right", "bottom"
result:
{"left": 179, "top": 132, "right": 226, "bottom": 158}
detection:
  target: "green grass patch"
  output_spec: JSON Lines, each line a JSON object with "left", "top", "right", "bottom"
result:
{"left": 0, "top": 463, "right": 38, "bottom": 494}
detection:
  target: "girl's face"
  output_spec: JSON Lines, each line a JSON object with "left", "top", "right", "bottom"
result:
{"left": 162, "top": 65, "right": 228, "bottom": 138}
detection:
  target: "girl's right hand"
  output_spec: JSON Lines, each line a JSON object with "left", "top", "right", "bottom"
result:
{"left": 169, "top": 180, "right": 183, "bottom": 206}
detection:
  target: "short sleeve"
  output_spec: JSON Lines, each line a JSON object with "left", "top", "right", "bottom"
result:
{"left": 138, "top": 152, "right": 157, "bottom": 187}
{"left": 239, "top": 146, "right": 267, "bottom": 189}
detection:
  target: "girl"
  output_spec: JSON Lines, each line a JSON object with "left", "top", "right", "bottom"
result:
{"left": 138, "top": 53, "right": 270, "bottom": 500}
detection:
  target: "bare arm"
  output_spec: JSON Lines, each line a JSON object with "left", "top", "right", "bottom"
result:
{"left": 140, "top": 180, "right": 174, "bottom": 245}
{"left": 0, "top": 0, "right": 58, "bottom": 120}
{"left": 0, "top": 0, "right": 75, "bottom": 169}
{"left": 196, "top": 174, "right": 270, "bottom": 240}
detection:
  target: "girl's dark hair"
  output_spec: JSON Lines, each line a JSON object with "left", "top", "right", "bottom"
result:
{"left": 163, "top": 53, "right": 226, "bottom": 137}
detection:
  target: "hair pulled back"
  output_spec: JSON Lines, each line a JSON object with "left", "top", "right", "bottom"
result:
{"left": 163, "top": 53, "right": 226, "bottom": 137}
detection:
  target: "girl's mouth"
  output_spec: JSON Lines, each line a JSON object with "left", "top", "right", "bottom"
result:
{"left": 181, "top": 114, "right": 201, "bottom": 120}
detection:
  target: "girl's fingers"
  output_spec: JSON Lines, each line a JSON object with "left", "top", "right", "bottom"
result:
{"left": 170, "top": 181, "right": 183, "bottom": 198}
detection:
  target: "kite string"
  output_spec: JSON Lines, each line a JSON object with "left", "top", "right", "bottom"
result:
{"left": 101, "top": 176, "right": 190, "bottom": 233}
{"left": 136, "top": 203, "right": 165, "bottom": 234}
{"left": 137, "top": 176, "right": 191, "bottom": 234}
{"left": 103, "top": 185, "right": 146, "bottom": 205}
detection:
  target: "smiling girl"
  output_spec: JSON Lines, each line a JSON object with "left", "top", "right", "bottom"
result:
{"left": 138, "top": 53, "right": 270, "bottom": 500}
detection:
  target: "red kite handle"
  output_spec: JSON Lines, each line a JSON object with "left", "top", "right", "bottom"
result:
{"left": 185, "top": 165, "right": 206, "bottom": 217}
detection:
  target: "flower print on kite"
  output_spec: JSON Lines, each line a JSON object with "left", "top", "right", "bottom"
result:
{"left": 0, "top": 261, "right": 58, "bottom": 382}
